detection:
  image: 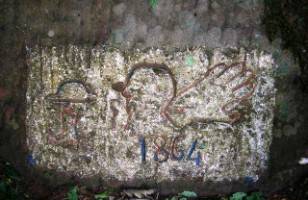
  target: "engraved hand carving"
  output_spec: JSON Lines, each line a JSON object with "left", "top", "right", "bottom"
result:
{"left": 164, "top": 62, "right": 257, "bottom": 127}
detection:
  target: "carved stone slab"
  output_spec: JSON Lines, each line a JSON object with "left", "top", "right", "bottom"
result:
{"left": 26, "top": 46, "right": 276, "bottom": 183}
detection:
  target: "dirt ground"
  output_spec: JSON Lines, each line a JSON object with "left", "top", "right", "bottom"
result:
{"left": 0, "top": 157, "right": 307, "bottom": 199}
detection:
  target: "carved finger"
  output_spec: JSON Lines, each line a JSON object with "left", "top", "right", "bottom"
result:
{"left": 211, "top": 62, "right": 246, "bottom": 86}
{"left": 216, "top": 62, "right": 246, "bottom": 79}
{"left": 178, "top": 63, "right": 227, "bottom": 97}
{"left": 208, "top": 62, "right": 227, "bottom": 72}
{"left": 221, "top": 100, "right": 241, "bottom": 124}
{"left": 232, "top": 72, "right": 257, "bottom": 100}
{"left": 224, "top": 62, "right": 247, "bottom": 84}
{"left": 229, "top": 111, "right": 241, "bottom": 125}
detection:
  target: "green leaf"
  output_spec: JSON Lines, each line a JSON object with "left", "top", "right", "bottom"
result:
{"left": 246, "top": 196, "right": 253, "bottom": 200}
{"left": 229, "top": 192, "right": 247, "bottom": 200}
{"left": 0, "top": 181, "right": 7, "bottom": 192}
{"left": 3, "top": 162, "right": 20, "bottom": 179}
{"left": 148, "top": 0, "right": 158, "bottom": 8}
{"left": 95, "top": 191, "right": 109, "bottom": 200}
{"left": 67, "top": 186, "right": 78, "bottom": 200}
{"left": 246, "top": 192, "right": 264, "bottom": 200}
{"left": 180, "top": 191, "right": 197, "bottom": 198}
{"left": 170, "top": 197, "right": 177, "bottom": 200}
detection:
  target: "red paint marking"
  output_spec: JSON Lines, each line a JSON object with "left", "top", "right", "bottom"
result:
{"left": 61, "top": 106, "right": 79, "bottom": 126}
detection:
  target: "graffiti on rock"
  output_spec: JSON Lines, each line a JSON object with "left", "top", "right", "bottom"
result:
{"left": 26, "top": 46, "right": 276, "bottom": 182}
{"left": 46, "top": 62, "right": 257, "bottom": 149}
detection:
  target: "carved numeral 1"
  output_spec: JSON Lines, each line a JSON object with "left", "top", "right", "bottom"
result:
{"left": 140, "top": 137, "right": 146, "bottom": 163}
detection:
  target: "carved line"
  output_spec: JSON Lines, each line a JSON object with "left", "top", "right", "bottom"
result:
{"left": 46, "top": 79, "right": 97, "bottom": 104}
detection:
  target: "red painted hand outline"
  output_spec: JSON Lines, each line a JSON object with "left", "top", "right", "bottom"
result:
{"left": 164, "top": 62, "right": 257, "bottom": 127}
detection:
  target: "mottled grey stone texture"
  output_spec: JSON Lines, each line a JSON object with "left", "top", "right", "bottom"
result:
{"left": 102, "top": 0, "right": 266, "bottom": 49}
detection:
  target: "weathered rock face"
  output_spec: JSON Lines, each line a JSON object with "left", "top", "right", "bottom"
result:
{"left": 26, "top": 46, "right": 276, "bottom": 184}
{"left": 0, "top": 0, "right": 307, "bottom": 196}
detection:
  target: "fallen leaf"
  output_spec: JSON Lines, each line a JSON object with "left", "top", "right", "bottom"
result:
{"left": 230, "top": 192, "right": 247, "bottom": 200}
{"left": 122, "top": 189, "right": 155, "bottom": 198}
{"left": 180, "top": 191, "right": 197, "bottom": 198}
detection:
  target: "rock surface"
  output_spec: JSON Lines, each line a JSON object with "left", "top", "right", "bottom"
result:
{"left": 0, "top": 0, "right": 307, "bottom": 196}
{"left": 26, "top": 46, "right": 275, "bottom": 187}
